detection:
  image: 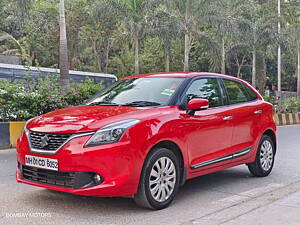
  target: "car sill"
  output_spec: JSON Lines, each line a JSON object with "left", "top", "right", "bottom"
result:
{"left": 190, "top": 146, "right": 252, "bottom": 169}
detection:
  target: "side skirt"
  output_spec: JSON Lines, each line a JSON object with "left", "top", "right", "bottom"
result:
{"left": 190, "top": 147, "right": 252, "bottom": 170}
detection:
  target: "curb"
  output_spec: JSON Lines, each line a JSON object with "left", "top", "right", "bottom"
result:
{"left": 0, "top": 121, "right": 25, "bottom": 149}
{"left": 274, "top": 113, "right": 300, "bottom": 126}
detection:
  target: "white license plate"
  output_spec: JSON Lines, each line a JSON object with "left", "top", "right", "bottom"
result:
{"left": 25, "top": 155, "right": 58, "bottom": 171}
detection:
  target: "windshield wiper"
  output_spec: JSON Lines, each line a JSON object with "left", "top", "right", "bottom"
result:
{"left": 88, "top": 101, "right": 119, "bottom": 106}
{"left": 122, "top": 101, "right": 161, "bottom": 107}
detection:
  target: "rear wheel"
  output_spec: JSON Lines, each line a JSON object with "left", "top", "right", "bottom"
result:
{"left": 134, "top": 148, "right": 180, "bottom": 210}
{"left": 248, "top": 135, "right": 275, "bottom": 177}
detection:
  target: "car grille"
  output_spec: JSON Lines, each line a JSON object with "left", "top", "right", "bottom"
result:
{"left": 21, "top": 165, "right": 75, "bottom": 188}
{"left": 19, "top": 164, "right": 101, "bottom": 189}
{"left": 29, "top": 131, "right": 72, "bottom": 152}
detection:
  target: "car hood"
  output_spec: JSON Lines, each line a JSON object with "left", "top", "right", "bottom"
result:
{"left": 27, "top": 105, "right": 165, "bottom": 133}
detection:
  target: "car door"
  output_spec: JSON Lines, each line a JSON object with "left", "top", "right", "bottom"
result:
{"left": 179, "top": 77, "right": 235, "bottom": 169}
{"left": 221, "top": 79, "right": 262, "bottom": 154}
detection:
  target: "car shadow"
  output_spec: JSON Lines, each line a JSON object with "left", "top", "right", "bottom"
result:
{"left": 25, "top": 165, "right": 264, "bottom": 215}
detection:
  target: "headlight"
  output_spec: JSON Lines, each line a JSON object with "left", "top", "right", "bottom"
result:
{"left": 84, "top": 119, "right": 140, "bottom": 147}
{"left": 22, "top": 117, "right": 36, "bottom": 136}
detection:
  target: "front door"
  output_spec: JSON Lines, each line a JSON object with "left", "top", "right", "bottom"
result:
{"left": 179, "top": 78, "right": 234, "bottom": 169}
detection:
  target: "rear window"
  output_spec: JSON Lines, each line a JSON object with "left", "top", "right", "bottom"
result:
{"left": 223, "top": 79, "right": 249, "bottom": 105}
{"left": 243, "top": 84, "right": 258, "bottom": 101}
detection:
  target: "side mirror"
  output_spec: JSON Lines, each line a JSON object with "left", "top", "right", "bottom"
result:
{"left": 187, "top": 98, "right": 209, "bottom": 116}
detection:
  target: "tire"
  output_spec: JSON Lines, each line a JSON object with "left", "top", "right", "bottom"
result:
{"left": 248, "top": 134, "right": 275, "bottom": 177}
{"left": 134, "top": 148, "right": 181, "bottom": 210}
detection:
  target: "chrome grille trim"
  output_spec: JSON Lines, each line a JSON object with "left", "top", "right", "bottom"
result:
{"left": 25, "top": 128, "right": 95, "bottom": 155}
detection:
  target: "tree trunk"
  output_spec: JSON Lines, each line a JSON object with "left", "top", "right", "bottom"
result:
{"left": 297, "top": 47, "right": 300, "bottom": 100}
{"left": 257, "top": 53, "right": 267, "bottom": 94}
{"left": 165, "top": 48, "right": 170, "bottom": 72}
{"left": 69, "top": 30, "right": 79, "bottom": 70}
{"left": 134, "top": 34, "right": 139, "bottom": 74}
{"left": 184, "top": 0, "right": 191, "bottom": 72}
{"left": 104, "top": 40, "right": 110, "bottom": 74}
{"left": 184, "top": 34, "right": 190, "bottom": 72}
{"left": 92, "top": 40, "right": 102, "bottom": 72}
{"left": 252, "top": 49, "right": 256, "bottom": 88}
{"left": 237, "top": 65, "right": 242, "bottom": 79}
{"left": 221, "top": 37, "right": 226, "bottom": 74}
{"left": 59, "top": 0, "right": 70, "bottom": 89}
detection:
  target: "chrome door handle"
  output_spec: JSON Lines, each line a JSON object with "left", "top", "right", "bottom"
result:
{"left": 254, "top": 110, "right": 263, "bottom": 115}
{"left": 223, "top": 116, "right": 233, "bottom": 121}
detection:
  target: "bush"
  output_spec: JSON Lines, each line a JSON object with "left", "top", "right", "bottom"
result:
{"left": 263, "top": 95, "right": 276, "bottom": 105}
{"left": 281, "top": 97, "right": 300, "bottom": 113}
{"left": 0, "top": 76, "right": 102, "bottom": 121}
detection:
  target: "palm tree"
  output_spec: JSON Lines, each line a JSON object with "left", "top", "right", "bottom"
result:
{"left": 0, "top": 32, "right": 29, "bottom": 58}
{"left": 208, "top": 0, "right": 238, "bottom": 74}
{"left": 149, "top": 8, "right": 181, "bottom": 72}
{"left": 59, "top": 0, "right": 70, "bottom": 88}
{"left": 236, "top": 1, "right": 279, "bottom": 89}
{"left": 284, "top": 3, "right": 300, "bottom": 100}
{"left": 166, "top": 0, "right": 221, "bottom": 72}
{"left": 12, "top": 0, "right": 70, "bottom": 88}
{"left": 103, "top": 0, "right": 160, "bottom": 74}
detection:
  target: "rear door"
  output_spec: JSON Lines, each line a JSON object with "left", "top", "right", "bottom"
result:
{"left": 221, "top": 79, "right": 262, "bottom": 154}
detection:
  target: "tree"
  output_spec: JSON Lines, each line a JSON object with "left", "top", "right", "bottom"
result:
{"left": 0, "top": 32, "right": 30, "bottom": 61}
{"left": 284, "top": 2, "right": 300, "bottom": 100}
{"left": 208, "top": 0, "right": 239, "bottom": 74}
{"left": 166, "top": 0, "right": 221, "bottom": 72}
{"left": 104, "top": 0, "right": 160, "bottom": 74}
{"left": 85, "top": 0, "right": 119, "bottom": 73}
{"left": 149, "top": 8, "right": 181, "bottom": 72}
{"left": 236, "top": 1, "right": 279, "bottom": 90}
{"left": 59, "top": 0, "right": 70, "bottom": 88}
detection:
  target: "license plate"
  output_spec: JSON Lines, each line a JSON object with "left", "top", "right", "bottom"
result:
{"left": 25, "top": 155, "right": 58, "bottom": 171}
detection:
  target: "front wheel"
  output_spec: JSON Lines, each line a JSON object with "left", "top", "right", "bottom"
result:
{"left": 134, "top": 148, "right": 180, "bottom": 210}
{"left": 248, "top": 135, "right": 275, "bottom": 177}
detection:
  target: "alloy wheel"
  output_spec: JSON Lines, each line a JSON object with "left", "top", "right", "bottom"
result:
{"left": 149, "top": 157, "right": 176, "bottom": 202}
{"left": 260, "top": 140, "right": 274, "bottom": 171}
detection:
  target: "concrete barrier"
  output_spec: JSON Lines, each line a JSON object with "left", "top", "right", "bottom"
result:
{"left": 0, "top": 121, "right": 25, "bottom": 149}
{"left": 274, "top": 113, "right": 300, "bottom": 126}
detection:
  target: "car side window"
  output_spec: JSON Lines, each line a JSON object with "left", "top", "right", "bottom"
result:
{"left": 243, "top": 84, "right": 258, "bottom": 101}
{"left": 185, "top": 78, "right": 222, "bottom": 108}
{"left": 222, "top": 79, "right": 249, "bottom": 104}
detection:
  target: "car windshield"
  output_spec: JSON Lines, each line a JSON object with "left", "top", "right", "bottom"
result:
{"left": 86, "top": 77, "right": 184, "bottom": 107}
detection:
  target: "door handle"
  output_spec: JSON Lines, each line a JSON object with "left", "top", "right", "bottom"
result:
{"left": 223, "top": 116, "right": 233, "bottom": 121}
{"left": 254, "top": 110, "right": 263, "bottom": 115}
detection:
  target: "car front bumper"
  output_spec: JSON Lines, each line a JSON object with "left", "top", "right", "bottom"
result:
{"left": 16, "top": 131, "right": 143, "bottom": 197}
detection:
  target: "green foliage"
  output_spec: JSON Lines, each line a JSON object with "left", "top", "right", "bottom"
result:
{"left": 140, "top": 38, "right": 165, "bottom": 73}
{"left": 0, "top": 77, "right": 102, "bottom": 121}
{"left": 65, "top": 79, "right": 102, "bottom": 105}
{"left": 263, "top": 95, "right": 277, "bottom": 106}
{"left": 281, "top": 97, "right": 300, "bottom": 113}
{"left": 0, "top": 0, "right": 299, "bottom": 94}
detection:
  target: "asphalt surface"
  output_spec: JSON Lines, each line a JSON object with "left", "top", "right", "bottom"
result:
{"left": 0, "top": 125, "right": 300, "bottom": 225}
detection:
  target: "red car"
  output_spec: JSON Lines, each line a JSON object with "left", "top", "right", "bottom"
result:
{"left": 16, "top": 72, "right": 276, "bottom": 209}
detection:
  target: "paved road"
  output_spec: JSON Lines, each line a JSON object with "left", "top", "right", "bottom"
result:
{"left": 1, "top": 125, "right": 300, "bottom": 225}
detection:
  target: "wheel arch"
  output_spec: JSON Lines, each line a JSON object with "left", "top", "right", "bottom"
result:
{"left": 149, "top": 140, "right": 187, "bottom": 186}
{"left": 262, "top": 129, "right": 277, "bottom": 154}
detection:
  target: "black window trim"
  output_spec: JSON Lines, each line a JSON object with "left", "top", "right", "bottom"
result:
{"left": 177, "top": 76, "right": 225, "bottom": 110}
{"left": 220, "top": 78, "right": 259, "bottom": 106}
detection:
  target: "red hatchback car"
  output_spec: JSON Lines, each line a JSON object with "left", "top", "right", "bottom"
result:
{"left": 16, "top": 72, "right": 276, "bottom": 209}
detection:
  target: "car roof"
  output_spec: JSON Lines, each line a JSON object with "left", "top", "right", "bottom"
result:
{"left": 121, "top": 72, "right": 240, "bottom": 80}
{"left": 120, "top": 72, "right": 262, "bottom": 100}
